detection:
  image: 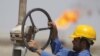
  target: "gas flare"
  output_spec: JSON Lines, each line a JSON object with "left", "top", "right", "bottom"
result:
{"left": 55, "top": 10, "right": 79, "bottom": 29}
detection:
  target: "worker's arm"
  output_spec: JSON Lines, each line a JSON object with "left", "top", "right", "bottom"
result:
{"left": 48, "top": 22, "right": 63, "bottom": 54}
{"left": 37, "top": 49, "right": 91, "bottom": 56}
{"left": 28, "top": 40, "right": 54, "bottom": 56}
{"left": 50, "top": 37, "right": 63, "bottom": 54}
{"left": 28, "top": 40, "right": 70, "bottom": 56}
{"left": 40, "top": 48, "right": 70, "bottom": 56}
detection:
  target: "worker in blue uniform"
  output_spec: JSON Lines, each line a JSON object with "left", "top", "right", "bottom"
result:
{"left": 28, "top": 22, "right": 96, "bottom": 56}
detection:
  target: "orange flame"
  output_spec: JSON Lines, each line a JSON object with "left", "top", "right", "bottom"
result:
{"left": 55, "top": 10, "right": 79, "bottom": 29}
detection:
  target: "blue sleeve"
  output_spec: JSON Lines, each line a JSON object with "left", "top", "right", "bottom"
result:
{"left": 41, "top": 48, "right": 71, "bottom": 56}
{"left": 56, "top": 48, "right": 71, "bottom": 56}
{"left": 41, "top": 51, "right": 52, "bottom": 56}
{"left": 78, "top": 53, "right": 90, "bottom": 56}
{"left": 50, "top": 37, "right": 63, "bottom": 54}
{"left": 78, "top": 50, "right": 91, "bottom": 56}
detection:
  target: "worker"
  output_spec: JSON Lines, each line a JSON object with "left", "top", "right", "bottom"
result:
{"left": 28, "top": 22, "right": 96, "bottom": 56}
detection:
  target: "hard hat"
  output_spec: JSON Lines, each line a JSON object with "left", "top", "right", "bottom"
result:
{"left": 70, "top": 25, "right": 96, "bottom": 41}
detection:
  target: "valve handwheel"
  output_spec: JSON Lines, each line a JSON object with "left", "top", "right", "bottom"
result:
{"left": 21, "top": 8, "right": 55, "bottom": 52}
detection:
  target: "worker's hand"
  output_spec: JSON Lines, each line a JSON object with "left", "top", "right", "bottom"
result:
{"left": 28, "top": 40, "right": 39, "bottom": 49}
{"left": 28, "top": 40, "right": 42, "bottom": 55}
{"left": 48, "top": 22, "right": 57, "bottom": 29}
{"left": 48, "top": 22, "right": 58, "bottom": 39}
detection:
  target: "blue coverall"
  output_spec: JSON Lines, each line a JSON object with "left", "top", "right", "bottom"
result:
{"left": 40, "top": 37, "right": 91, "bottom": 56}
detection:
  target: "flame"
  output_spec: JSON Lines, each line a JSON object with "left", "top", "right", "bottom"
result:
{"left": 55, "top": 10, "right": 79, "bottom": 29}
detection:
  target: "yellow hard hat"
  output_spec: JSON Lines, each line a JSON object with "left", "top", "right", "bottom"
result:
{"left": 71, "top": 25, "right": 96, "bottom": 41}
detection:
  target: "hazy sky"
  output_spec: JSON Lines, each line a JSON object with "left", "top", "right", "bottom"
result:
{"left": 0, "top": 0, "right": 100, "bottom": 45}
